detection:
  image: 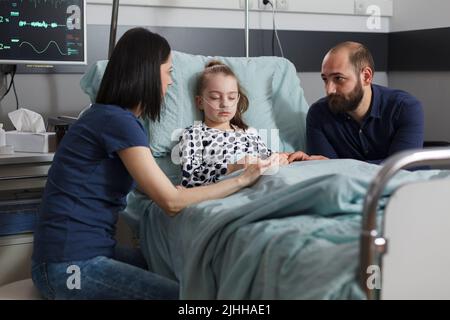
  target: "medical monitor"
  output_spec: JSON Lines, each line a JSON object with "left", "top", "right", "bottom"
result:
{"left": 0, "top": 0, "right": 86, "bottom": 65}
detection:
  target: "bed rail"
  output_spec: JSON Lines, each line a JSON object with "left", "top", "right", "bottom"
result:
{"left": 360, "top": 147, "right": 450, "bottom": 299}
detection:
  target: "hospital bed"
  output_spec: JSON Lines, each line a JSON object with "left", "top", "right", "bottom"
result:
{"left": 81, "top": 51, "right": 450, "bottom": 299}
{"left": 361, "top": 148, "right": 450, "bottom": 299}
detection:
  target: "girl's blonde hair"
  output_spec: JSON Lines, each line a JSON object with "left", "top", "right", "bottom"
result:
{"left": 196, "top": 60, "right": 249, "bottom": 130}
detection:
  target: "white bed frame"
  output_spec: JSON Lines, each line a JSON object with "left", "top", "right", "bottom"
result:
{"left": 360, "top": 148, "right": 450, "bottom": 299}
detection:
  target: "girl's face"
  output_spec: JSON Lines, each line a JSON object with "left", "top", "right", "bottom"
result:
{"left": 196, "top": 73, "right": 240, "bottom": 129}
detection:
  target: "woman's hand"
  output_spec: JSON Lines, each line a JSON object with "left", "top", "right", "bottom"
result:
{"left": 237, "top": 157, "right": 272, "bottom": 187}
{"left": 237, "top": 155, "right": 261, "bottom": 167}
{"left": 119, "top": 146, "right": 273, "bottom": 216}
{"left": 227, "top": 155, "right": 261, "bottom": 175}
{"left": 276, "top": 152, "right": 290, "bottom": 166}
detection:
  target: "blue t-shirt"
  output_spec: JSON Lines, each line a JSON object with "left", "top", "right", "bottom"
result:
{"left": 306, "top": 84, "right": 424, "bottom": 164}
{"left": 32, "top": 104, "right": 149, "bottom": 263}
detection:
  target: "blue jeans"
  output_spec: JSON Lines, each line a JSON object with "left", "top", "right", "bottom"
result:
{"left": 31, "top": 246, "right": 179, "bottom": 300}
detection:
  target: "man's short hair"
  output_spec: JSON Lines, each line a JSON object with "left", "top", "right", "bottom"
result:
{"left": 330, "top": 41, "right": 375, "bottom": 75}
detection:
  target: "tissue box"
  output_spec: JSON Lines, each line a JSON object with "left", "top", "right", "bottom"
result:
{"left": 5, "top": 131, "right": 56, "bottom": 153}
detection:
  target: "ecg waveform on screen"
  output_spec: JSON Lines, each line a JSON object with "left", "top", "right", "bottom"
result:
{"left": 19, "top": 20, "right": 66, "bottom": 28}
{"left": 19, "top": 40, "right": 67, "bottom": 55}
{"left": 0, "top": 0, "right": 85, "bottom": 62}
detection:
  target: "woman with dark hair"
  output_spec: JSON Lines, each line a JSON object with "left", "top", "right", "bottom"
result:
{"left": 31, "top": 28, "right": 271, "bottom": 300}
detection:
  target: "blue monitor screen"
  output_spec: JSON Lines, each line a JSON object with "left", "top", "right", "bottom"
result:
{"left": 0, "top": 0, "right": 86, "bottom": 65}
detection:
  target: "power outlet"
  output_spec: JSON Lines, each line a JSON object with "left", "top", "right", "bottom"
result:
{"left": 258, "top": 0, "right": 271, "bottom": 10}
{"left": 257, "top": 0, "right": 288, "bottom": 11}
{"left": 276, "top": 0, "right": 288, "bottom": 10}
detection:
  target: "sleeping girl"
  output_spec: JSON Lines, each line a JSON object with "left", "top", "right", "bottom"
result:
{"left": 178, "top": 60, "right": 288, "bottom": 188}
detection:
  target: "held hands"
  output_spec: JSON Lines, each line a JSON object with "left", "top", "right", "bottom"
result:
{"left": 233, "top": 150, "right": 323, "bottom": 173}
{"left": 236, "top": 151, "right": 328, "bottom": 187}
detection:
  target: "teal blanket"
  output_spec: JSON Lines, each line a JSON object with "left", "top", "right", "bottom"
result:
{"left": 125, "top": 159, "right": 449, "bottom": 299}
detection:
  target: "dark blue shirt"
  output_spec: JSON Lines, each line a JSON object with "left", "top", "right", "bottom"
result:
{"left": 306, "top": 84, "right": 424, "bottom": 164}
{"left": 33, "top": 104, "right": 149, "bottom": 263}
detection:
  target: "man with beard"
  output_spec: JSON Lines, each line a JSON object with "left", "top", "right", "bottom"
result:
{"left": 288, "top": 41, "right": 424, "bottom": 164}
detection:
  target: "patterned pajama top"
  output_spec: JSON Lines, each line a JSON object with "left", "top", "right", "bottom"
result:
{"left": 178, "top": 122, "right": 272, "bottom": 188}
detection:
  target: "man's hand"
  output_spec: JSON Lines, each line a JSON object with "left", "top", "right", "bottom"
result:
{"left": 308, "top": 155, "right": 329, "bottom": 161}
{"left": 287, "top": 151, "right": 329, "bottom": 162}
{"left": 287, "top": 151, "right": 310, "bottom": 163}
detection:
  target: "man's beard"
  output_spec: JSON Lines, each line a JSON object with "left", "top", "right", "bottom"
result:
{"left": 327, "top": 80, "right": 364, "bottom": 114}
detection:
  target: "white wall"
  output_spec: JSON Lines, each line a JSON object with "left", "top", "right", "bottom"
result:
{"left": 88, "top": 0, "right": 393, "bottom": 18}
{"left": 391, "top": 0, "right": 450, "bottom": 32}
{"left": 389, "top": 0, "right": 450, "bottom": 141}
{"left": 389, "top": 72, "right": 450, "bottom": 141}
{"left": 87, "top": 4, "right": 390, "bottom": 32}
